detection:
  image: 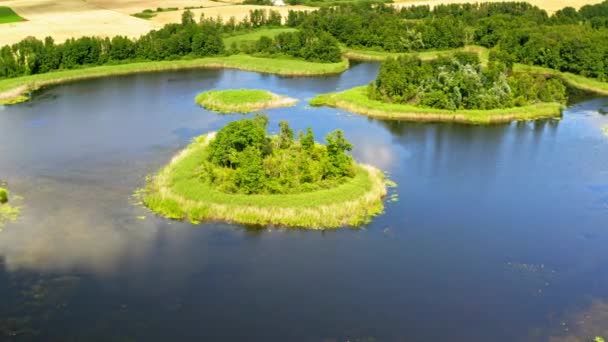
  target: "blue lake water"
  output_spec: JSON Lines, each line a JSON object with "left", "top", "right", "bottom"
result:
{"left": 1, "top": 62, "right": 608, "bottom": 341}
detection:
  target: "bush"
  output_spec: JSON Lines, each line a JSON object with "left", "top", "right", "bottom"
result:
{"left": 0, "top": 187, "right": 8, "bottom": 204}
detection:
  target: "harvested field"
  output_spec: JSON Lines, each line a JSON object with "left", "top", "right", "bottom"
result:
{"left": 87, "top": 0, "right": 232, "bottom": 16}
{"left": 0, "top": 0, "right": 154, "bottom": 46}
{"left": 392, "top": 0, "right": 605, "bottom": 14}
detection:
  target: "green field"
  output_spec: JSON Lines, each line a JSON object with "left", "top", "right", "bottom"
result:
{"left": 195, "top": 89, "right": 297, "bottom": 114}
{"left": 311, "top": 86, "right": 563, "bottom": 124}
{"left": 0, "top": 6, "right": 24, "bottom": 24}
{"left": 0, "top": 55, "right": 349, "bottom": 105}
{"left": 141, "top": 134, "right": 387, "bottom": 228}
{"left": 224, "top": 28, "right": 298, "bottom": 47}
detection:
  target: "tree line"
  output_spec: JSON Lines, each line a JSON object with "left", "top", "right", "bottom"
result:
{"left": 0, "top": 9, "right": 341, "bottom": 79}
{"left": 3, "top": 1, "right": 608, "bottom": 81}
{"left": 370, "top": 52, "right": 566, "bottom": 110}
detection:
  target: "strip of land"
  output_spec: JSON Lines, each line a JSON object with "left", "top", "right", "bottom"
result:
{"left": 0, "top": 55, "right": 349, "bottom": 105}
{"left": 311, "top": 86, "right": 563, "bottom": 124}
{"left": 343, "top": 46, "right": 608, "bottom": 96}
{"left": 195, "top": 89, "right": 297, "bottom": 113}
{"left": 142, "top": 133, "right": 388, "bottom": 228}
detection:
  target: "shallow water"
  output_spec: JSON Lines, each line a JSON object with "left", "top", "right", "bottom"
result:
{"left": 1, "top": 62, "right": 608, "bottom": 341}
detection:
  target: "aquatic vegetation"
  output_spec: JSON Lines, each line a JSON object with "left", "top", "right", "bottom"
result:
{"left": 195, "top": 89, "right": 297, "bottom": 114}
{"left": 0, "top": 186, "right": 21, "bottom": 229}
{"left": 602, "top": 126, "right": 608, "bottom": 136}
{"left": 141, "top": 117, "right": 388, "bottom": 228}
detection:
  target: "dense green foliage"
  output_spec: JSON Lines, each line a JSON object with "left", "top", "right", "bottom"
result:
{"left": 4, "top": 1, "right": 608, "bottom": 83}
{"left": 0, "top": 9, "right": 340, "bottom": 80}
{"left": 370, "top": 52, "right": 567, "bottom": 110}
{"left": 0, "top": 187, "right": 8, "bottom": 204}
{"left": 201, "top": 115, "right": 355, "bottom": 194}
{"left": 0, "top": 6, "right": 23, "bottom": 24}
{"left": 288, "top": 1, "right": 608, "bottom": 81}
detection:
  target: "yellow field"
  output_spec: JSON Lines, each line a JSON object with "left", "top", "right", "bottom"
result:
{"left": 392, "top": 0, "right": 605, "bottom": 14}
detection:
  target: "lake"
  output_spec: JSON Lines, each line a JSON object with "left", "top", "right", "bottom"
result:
{"left": 1, "top": 62, "right": 608, "bottom": 341}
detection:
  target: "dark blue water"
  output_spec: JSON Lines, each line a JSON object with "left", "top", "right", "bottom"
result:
{"left": 1, "top": 63, "right": 608, "bottom": 341}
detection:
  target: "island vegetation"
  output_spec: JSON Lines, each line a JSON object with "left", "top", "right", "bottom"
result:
{"left": 195, "top": 89, "right": 297, "bottom": 113}
{"left": 141, "top": 115, "right": 387, "bottom": 228}
{"left": 312, "top": 51, "right": 566, "bottom": 123}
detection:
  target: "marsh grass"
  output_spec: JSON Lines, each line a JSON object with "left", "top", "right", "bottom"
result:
{"left": 0, "top": 55, "right": 349, "bottom": 105}
{"left": 0, "top": 186, "right": 21, "bottom": 230}
{"left": 195, "top": 89, "right": 297, "bottom": 113}
{"left": 0, "top": 7, "right": 24, "bottom": 24}
{"left": 141, "top": 133, "right": 388, "bottom": 228}
{"left": 311, "top": 86, "right": 563, "bottom": 124}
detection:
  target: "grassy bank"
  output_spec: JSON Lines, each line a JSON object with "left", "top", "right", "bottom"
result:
{"left": 195, "top": 89, "right": 297, "bottom": 113}
{"left": 343, "top": 45, "right": 490, "bottom": 63}
{"left": 513, "top": 64, "right": 608, "bottom": 96}
{"left": 0, "top": 7, "right": 24, "bottom": 24}
{"left": 311, "top": 86, "right": 563, "bottom": 124}
{"left": 0, "top": 55, "right": 349, "bottom": 105}
{"left": 141, "top": 133, "right": 388, "bottom": 228}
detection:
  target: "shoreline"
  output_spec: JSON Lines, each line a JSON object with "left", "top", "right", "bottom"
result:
{"left": 141, "top": 133, "right": 388, "bottom": 229}
{"left": 0, "top": 55, "right": 349, "bottom": 105}
{"left": 311, "top": 86, "right": 563, "bottom": 124}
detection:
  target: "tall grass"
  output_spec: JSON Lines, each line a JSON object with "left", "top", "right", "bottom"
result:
{"left": 0, "top": 55, "right": 349, "bottom": 105}
{"left": 0, "top": 7, "right": 24, "bottom": 24}
{"left": 195, "top": 89, "right": 297, "bottom": 113}
{"left": 311, "top": 86, "right": 563, "bottom": 124}
{"left": 141, "top": 133, "right": 388, "bottom": 228}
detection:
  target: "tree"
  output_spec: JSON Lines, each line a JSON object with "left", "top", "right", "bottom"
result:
{"left": 278, "top": 121, "right": 294, "bottom": 149}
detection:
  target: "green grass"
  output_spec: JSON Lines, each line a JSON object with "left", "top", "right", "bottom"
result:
{"left": 311, "top": 86, "right": 563, "bottom": 124}
{"left": 342, "top": 45, "right": 490, "bottom": 64}
{"left": 0, "top": 6, "right": 24, "bottom": 24}
{"left": 513, "top": 64, "right": 608, "bottom": 96}
{"left": 224, "top": 28, "right": 297, "bottom": 47}
{"left": 141, "top": 133, "right": 388, "bottom": 228}
{"left": 195, "top": 89, "right": 297, "bottom": 113}
{"left": 0, "top": 55, "right": 349, "bottom": 105}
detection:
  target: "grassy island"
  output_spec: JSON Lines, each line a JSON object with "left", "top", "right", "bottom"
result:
{"left": 312, "top": 52, "right": 566, "bottom": 124}
{"left": 141, "top": 115, "right": 387, "bottom": 228}
{"left": 0, "top": 186, "right": 20, "bottom": 230}
{"left": 195, "top": 89, "right": 297, "bottom": 114}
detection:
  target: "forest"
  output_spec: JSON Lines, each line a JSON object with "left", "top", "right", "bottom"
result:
{"left": 201, "top": 115, "right": 355, "bottom": 194}
{"left": 2, "top": 1, "right": 608, "bottom": 82}
{"left": 370, "top": 52, "right": 567, "bottom": 110}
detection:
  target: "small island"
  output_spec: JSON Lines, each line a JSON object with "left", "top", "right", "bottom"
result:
{"left": 0, "top": 185, "right": 20, "bottom": 229}
{"left": 195, "top": 89, "right": 298, "bottom": 114}
{"left": 312, "top": 52, "right": 567, "bottom": 124}
{"left": 141, "top": 115, "right": 387, "bottom": 228}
